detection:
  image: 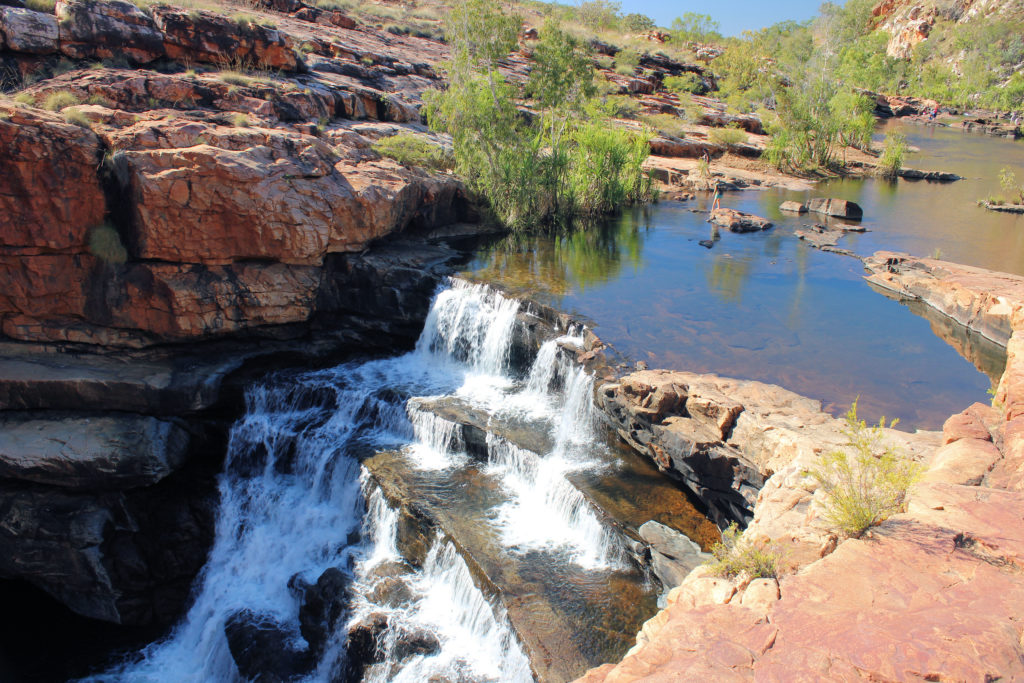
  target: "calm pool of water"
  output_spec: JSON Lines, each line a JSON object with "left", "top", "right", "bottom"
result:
{"left": 465, "top": 122, "right": 1023, "bottom": 430}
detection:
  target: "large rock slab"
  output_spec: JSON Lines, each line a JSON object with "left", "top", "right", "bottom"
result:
{"left": 0, "top": 105, "right": 106, "bottom": 253}
{"left": 152, "top": 6, "right": 298, "bottom": 71}
{"left": 864, "top": 251, "right": 1024, "bottom": 346}
{"left": 709, "top": 208, "right": 772, "bottom": 232}
{"left": 0, "top": 6, "right": 57, "bottom": 54}
{"left": 55, "top": 0, "right": 164, "bottom": 64}
{"left": 0, "top": 414, "right": 189, "bottom": 489}
{"left": 807, "top": 197, "right": 863, "bottom": 219}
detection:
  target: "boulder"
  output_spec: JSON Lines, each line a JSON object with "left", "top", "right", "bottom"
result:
{"left": 0, "top": 414, "right": 190, "bottom": 489}
{"left": 224, "top": 610, "right": 313, "bottom": 681}
{"left": 152, "top": 7, "right": 299, "bottom": 71}
{"left": 639, "top": 520, "right": 708, "bottom": 589}
{"left": 55, "top": 0, "right": 164, "bottom": 64}
{"left": 709, "top": 208, "right": 772, "bottom": 233}
{"left": 296, "top": 567, "right": 350, "bottom": 655}
{"left": 0, "top": 105, "right": 105, "bottom": 252}
{"left": 0, "top": 7, "right": 58, "bottom": 54}
{"left": 778, "top": 200, "right": 806, "bottom": 213}
{"left": 807, "top": 197, "right": 863, "bottom": 219}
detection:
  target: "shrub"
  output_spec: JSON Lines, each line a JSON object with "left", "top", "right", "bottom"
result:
{"left": 704, "top": 523, "right": 780, "bottom": 579}
{"left": 42, "top": 90, "right": 79, "bottom": 111}
{"left": 593, "top": 94, "right": 639, "bottom": 119}
{"left": 878, "top": 130, "right": 907, "bottom": 178}
{"left": 24, "top": 0, "right": 55, "bottom": 12}
{"left": 664, "top": 73, "right": 706, "bottom": 96}
{"left": 88, "top": 224, "right": 128, "bottom": 264}
{"left": 13, "top": 92, "right": 35, "bottom": 106}
{"left": 708, "top": 125, "right": 746, "bottom": 147}
{"left": 220, "top": 71, "right": 253, "bottom": 87}
{"left": 806, "top": 401, "right": 922, "bottom": 538}
{"left": 372, "top": 132, "right": 453, "bottom": 171}
{"left": 614, "top": 48, "right": 641, "bottom": 76}
{"left": 641, "top": 113, "right": 688, "bottom": 138}
{"left": 63, "top": 107, "right": 91, "bottom": 128}
{"left": 86, "top": 93, "right": 113, "bottom": 107}
{"left": 998, "top": 167, "right": 1024, "bottom": 204}
{"left": 231, "top": 112, "right": 251, "bottom": 127}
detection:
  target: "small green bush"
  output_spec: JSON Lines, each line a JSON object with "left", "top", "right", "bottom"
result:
{"left": 88, "top": 224, "right": 128, "bottom": 264}
{"left": 231, "top": 112, "right": 251, "bottom": 127}
{"left": 806, "top": 401, "right": 922, "bottom": 538}
{"left": 708, "top": 125, "right": 746, "bottom": 147}
{"left": 614, "top": 48, "right": 641, "bottom": 76}
{"left": 664, "top": 73, "right": 705, "bottom": 96}
{"left": 998, "top": 167, "right": 1024, "bottom": 204}
{"left": 878, "top": 131, "right": 907, "bottom": 178}
{"left": 42, "top": 90, "right": 80, "bottom": 111}
{"left": 63, "top": 107, "right": 91, "bottom": 128}
{"left": 372, "top": 132, "right": 453, "bottom": 171}
{"left": 641, "top": 113, "right": 688, "bottom": 139}
{"left": 704, "top": 523, "right": 780, "bottom": 579}
{"left": 86, "top": 93, "right": 113, "bottom": 107}
{"left": 24, "top": 0, "right": 55, "bottom": 12}
{"left": 13, "top": 92, "right": 35, "bottom": 106}
{"left": 592, "top": 94, "right": 640, "bottom": 119}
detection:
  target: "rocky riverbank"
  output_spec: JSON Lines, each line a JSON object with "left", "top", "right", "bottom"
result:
{"left": 575, "top": 253, "right": 1024, "bottom": 681}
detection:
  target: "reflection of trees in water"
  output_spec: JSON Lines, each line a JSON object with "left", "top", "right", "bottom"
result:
{"left": 706, "top": 256, "right": 752, "bottom": 303}
{"left": 466, "top": 211, "right": 648, "bottom": 299}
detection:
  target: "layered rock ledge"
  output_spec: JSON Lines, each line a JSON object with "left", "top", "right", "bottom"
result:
{"left": 577, "top": 255, "right": 1024, "bottom": 682}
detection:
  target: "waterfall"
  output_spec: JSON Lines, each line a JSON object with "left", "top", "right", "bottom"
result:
{"left": 88, "top": 280, "right": 633, "bottom": 682}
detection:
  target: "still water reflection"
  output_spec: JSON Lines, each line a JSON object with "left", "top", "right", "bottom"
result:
{"left": 466, "top": 122, "right": 1023, "bottom": 430}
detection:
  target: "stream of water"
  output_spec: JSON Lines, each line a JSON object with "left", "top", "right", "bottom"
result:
{"left": 84, "top": 279, "right": 687, "bottom": 682}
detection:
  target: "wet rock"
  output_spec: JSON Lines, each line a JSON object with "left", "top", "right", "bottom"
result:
{"left": 0, "top": 7, "right": 57, "bottom": 54}
{"left": 778, "top": 200, "right": 806, "bottom": 213}
{"left": 897, "top": 168, "right": 961, "bottom": 182}
{"left": 980, "top": 201, "right": 1024, "bottom": 213}
{"left": 297, "top": 567, "right": 350, "bottom": 655}
{"left": 55, "top": 0, "right": 164, "bottom": 64}
{"left": 638, "top": 521, "right": 707, "bottom": 589}
{"left": 392, "top": 626, "right": 441, "bottom": 660}
{"left": 369, "top": 576, "right": 414, "bottom": 607}
{"left": 709, "top": 208, "right": 772, "bottom": 233}
{"left": 698, "top": 239, "right": 715, "bottom": 249}
{"left": 807, "top": 197, "right": 863, "bottom": 219}
{"left": 224, "top": 609, "right": 313, "bottom": 681}
{"left": 0, "top": 414, "right": 190, "bottom": 490}
{"left": 343, "top": 611, "right": 389, "bottom": 680}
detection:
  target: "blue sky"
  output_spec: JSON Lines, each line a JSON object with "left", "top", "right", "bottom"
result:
{"left": 616, "top": 1, "right": 825, "bottom": 37}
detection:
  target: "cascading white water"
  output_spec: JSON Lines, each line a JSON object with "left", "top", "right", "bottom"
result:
{"left": 87, "top": 279, "right": 629, "bottom": 683}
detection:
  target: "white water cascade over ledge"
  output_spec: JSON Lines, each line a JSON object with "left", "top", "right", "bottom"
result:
{"left": 84, "top": 278, "right": 637, "bottom": 683}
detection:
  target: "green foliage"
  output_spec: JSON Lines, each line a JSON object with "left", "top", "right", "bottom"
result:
{"left": 42, "top": 90, "right": 79, "bottom": 111}
{"left": 613, "top": 48, "right": 640, "bottom": 76}
{"left": 13, "top": 92, "right": 35, "bottom": 106}
{"left": 622, "top": 12, "right": 654, "bottom": 33}
{"left": 671, "top": 12, "right": 721, "bottom": 44}
{"left": 427, "top": 0, "right": 652, "bottom": 231}
{"left": 999, "top": 168, "right": 1024, "bottom": 205}
{"left": 704, "top": 524, "right": 780, "bottom": 579}
{"left": 23, "top": 0, "right": 55, "bottom": 11}
{"left": 88, "top": 224, "right": 128, "bottom": 264}
{"left": 590, "top": 93, "right": 640, "bottom": 119}
{"left": 664, "top": 73, "right": 705, "bottom": 96}
{"left": 86, "top": 93, "right": 113, "bottom": 107}
{"left": 63, "top": 107, "right": 90, "bottom": 128}
{"left": 878, "top": 131, "right": 907, "bottom": 178}
{"left": 708, "top": 125, "right": 746, "bottom": 147}
{"left": 372, "top": 133, "right": 453, "bottom": 171}
{"left": 806, "top": 401, "right": 922, "bottom": 538}
{"left": 231, "top": 112, "right": 251, "bottom": 127}
{"left": 574, "top": 0, "right": 621, "bottom": 31}
{"left": 640, "top": 113, "right": 688, "bottom": 138}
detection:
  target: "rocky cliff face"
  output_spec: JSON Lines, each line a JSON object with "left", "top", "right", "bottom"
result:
{"left": 872, "top": 0, "right": 1024, "bottom": 58}
{"left": 0, "top": 0, "right": 483, "bottom": 629}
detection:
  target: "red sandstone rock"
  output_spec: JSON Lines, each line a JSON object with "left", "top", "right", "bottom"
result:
{"left": 152, "top": 7, "right": 299, "bottom": 71}
{"left": 710, "top": 208, "right": 772, "bottom": 232}
{"left": 0, "top": 6, "right": 58, "bottom": 54}
{"left": 0, "top": 104, "right": 106, "bottom": 252}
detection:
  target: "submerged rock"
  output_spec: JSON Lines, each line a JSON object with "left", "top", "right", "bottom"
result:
{"left": 224, "top": 609, "right": 313, "bottom": 682}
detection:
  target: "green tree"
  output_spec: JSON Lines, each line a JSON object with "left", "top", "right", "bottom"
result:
{"left": 671, "top": 12, "right": 721, "bottom": 43}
